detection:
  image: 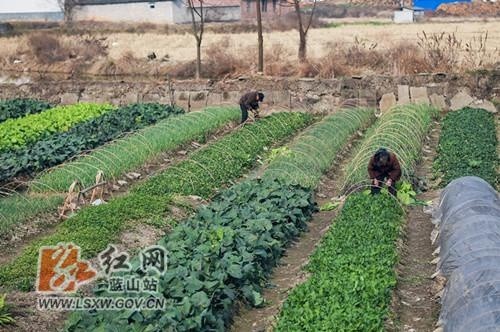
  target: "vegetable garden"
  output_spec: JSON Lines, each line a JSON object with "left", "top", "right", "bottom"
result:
{"left": 0, "top": 96, "right": 498, "bottom": 332}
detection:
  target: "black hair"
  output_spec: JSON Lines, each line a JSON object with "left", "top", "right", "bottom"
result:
{"left": 374, "top": 147, "right": 390, "bottom": 162}
{"left": 258, "top": 92, "right": 265, "bottom": 101}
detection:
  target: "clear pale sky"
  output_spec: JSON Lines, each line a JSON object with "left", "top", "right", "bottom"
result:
{"left": 0, "top": 0, "right": 61, "bottom": 13}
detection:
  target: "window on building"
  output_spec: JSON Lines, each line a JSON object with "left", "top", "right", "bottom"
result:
{"left": 246, "top": 0, "right": 251, "bottom": 11}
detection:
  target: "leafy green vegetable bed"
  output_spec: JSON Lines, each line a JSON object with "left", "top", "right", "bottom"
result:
{"left": 0, "top": 103, "right": 183, "bottom": 183}
{"left": 275, "top": 105, "right": 439, "bottom": 331}
{"left": 343, "top": 104, "right": 439, "bottom": 191}
{"left": 434, "top": 107, "right": 498, "bottom": 187}
{"left": 0, "top": 103, "right": 114, "bottom": 153}
{"left": 0, "top": 99, "right": 52, "bottom": 123}
{"left": 134, "top": 112, "right": 312, "bottom": 198}
{"left": 33, "top": 107, "right": 240, "bottom": 192}
{"left": 0, "top": 192, "right": 170, "bottom": 291}
{"left": 275, "top": 193, "right": 404, "bottom": 331}
{"left": 63, "top": 109, "right": 373, "bottom": 331}
{"left": 65, "top": 178, "right": 317, "bottom": 331}
{"left": 263, "top": 108, "right": 375, "bottom": 188}
{"left": 0, "top": 112, "right": 310, "bottom": 290}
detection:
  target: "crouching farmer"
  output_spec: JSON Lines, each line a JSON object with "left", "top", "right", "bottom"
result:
{"left": 368, "top": 148, "right": 401, "bottom": 195}
{"left": 239, "top": 91, "right": 264, "bottom": 123}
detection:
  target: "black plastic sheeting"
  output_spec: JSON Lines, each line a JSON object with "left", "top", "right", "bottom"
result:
{"left": 434, "top": 176, "right": 500, "bottom": 331}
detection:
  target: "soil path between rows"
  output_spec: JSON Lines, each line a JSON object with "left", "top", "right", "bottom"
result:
{"left": 230, "top": 131, "right": 364, "bottom": 332}
{"left": 387, "top": 121, "right": 442, "bottom": 332}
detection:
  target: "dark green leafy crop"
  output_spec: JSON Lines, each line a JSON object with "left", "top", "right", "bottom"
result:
{"left": 0, "top": 98, "right": 52, "bottom": 123}
{"left": 434, "top": 108, "right": 498, "bottom": 187}
{"left": 0, "top": 112, "right": 311, "bottom": 291}
{"left": 65, "top": 178, "right": 317, "bottom": 331}
{"left": 276, "top": 193, "right": 404, "bottom": 331}
{"left": 0, "top": 103, "right": 183, "bottom": 183}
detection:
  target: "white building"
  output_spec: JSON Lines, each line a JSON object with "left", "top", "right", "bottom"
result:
{"left": 76, "top": 0, "right": 241, "bottom": 24}
{"left": 0, "top": 0, "right": 240, "bottom": 23}
{"left": 0, "top": 0, "right": 63, "bottom": 21}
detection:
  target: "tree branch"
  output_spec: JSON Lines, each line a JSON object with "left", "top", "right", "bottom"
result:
{"left": 304, "top": 0, "right": 317, "bottom": 35}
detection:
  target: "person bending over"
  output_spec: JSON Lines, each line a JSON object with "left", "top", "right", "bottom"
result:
{"left": 368, "top": 147, "right": 401, "bottom": 195}
{"left": 239, "top": 91, "right": 264, "bottom": 123}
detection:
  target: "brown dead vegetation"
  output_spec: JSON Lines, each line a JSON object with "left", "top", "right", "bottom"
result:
{"left": 0, "top": 29, "right": 498, "bottom": 79}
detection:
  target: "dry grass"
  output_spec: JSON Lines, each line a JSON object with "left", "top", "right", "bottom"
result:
{"left": 0, "top": 20, "right": 498, "bottom": 78}
{"left": 99, "top": 20, "right": 500, "bottom": 62}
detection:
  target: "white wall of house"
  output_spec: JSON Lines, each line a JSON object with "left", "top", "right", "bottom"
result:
{"left": 73, "top": 1, "right": 239, "bottom": 24}
{"left": 0, "top": 0, "right": 62, "bottom": 20}
{"left": 0, "top": 0, "right": 60, "bottom": 13}
{"left": 73, "top": 1, "right": 175, "bottom": 24}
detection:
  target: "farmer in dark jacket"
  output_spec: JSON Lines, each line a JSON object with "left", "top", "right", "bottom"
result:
{"left": 239, "top": 91, "right": 264, "bottom": 123}
{"left": 368, "top": 148, "right": 402, "bottom": 195}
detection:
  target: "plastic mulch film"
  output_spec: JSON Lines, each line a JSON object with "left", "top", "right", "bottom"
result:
{"left": 434, "top": 176, "right": 500, "bottom": 331}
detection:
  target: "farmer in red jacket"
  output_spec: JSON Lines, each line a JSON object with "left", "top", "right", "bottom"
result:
{"left": 368, "top": 148, "right": 401, "bottom": 195}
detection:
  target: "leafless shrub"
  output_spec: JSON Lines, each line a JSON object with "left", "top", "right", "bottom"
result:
{"left": 90, "top": 51, "right": 145, "bottom": 76}
{"left": 27, "top": 33, "right": 68, "bottom": 64}
{"left": 417, "top": 31, "right": 462, "bottom": 72}
{"left": 387, "top": 43, "right": 430, "bottom": 75}
{"left": 264, "top": 43, "right": 295, "bottom": 76}
{"left": 462, "top": 32, "right": 499, "bottom": 70}
{"left": 344, "top": 37, "right": 387, "bottom": 71}
{"left": 203, "top": 40, "right": 250, "bottom": 78}
{"left": 314, "top": 52, "right": 351, "bottom": 78}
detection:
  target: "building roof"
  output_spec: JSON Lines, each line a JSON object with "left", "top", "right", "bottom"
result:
{"left": 191, "top": 0, "right": 239, "bottom": 7}
{"left": 76, "top": 0, "right": 169, "bottom": 4}
{"left": 76, "top": 0, "right": 239, "bottom": 6}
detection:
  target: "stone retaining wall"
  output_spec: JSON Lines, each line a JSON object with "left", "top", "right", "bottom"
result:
{"left": 0, "top": 71, "right": 498, "bottom": 112}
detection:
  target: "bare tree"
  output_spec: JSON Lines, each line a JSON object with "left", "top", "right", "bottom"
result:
{"left": 56, "top": 0, "right": 78, "bottom": 23}
{"left": 256, "top": 0, "right": 264, "bottom": 73}
{"left": 290, "top": 0, "right": 317, "bottom": 62}
{"left": 186, "top": 0, "right": 205, "bottom": 80}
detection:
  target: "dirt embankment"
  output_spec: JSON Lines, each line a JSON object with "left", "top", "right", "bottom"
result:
{"left": 436, "top": 1, "right": 500, "bottom": 17}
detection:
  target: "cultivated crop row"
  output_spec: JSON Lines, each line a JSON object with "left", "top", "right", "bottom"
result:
{"left": 0, "top": 98, "right": 52, "bottom": 123}
{"left": 263, "top": 107, "right": 375, "bottom": 188}
{"left": 33, "top": 107, "right": 240, "bottom": 192}
{"left": 0, "top": 112, "right": 310, "bottom": 290}
{"left": 434, "top": 107, "right": 498, "bottom": 188}
{"left": 343, "top": 104, "right": 439, "bottom": 191}
{"left": 276, "top": 193, "right": 403, "bottom": 331}
{"left": 275, "top": 104, "right": 438, "bottom": 330}
{"left": 64, "top": 108, "right": 372, "bottom": 331}
{"left": 0, "top": 103, "right": 183, "bottom": 183}
{"left": 0, "top": 194, "right": 63, "bottom": 238}
{"left": 67, "top": 178, "right": 317, "bottom": 331}
{"left": 0, "top": 108, "right": 239, "bottom": 241}
{"left": 0, "top": 103, "right": 114, "bottom": 152}
{"left": 134, "top": 112, "right": 312, "bottom": 198}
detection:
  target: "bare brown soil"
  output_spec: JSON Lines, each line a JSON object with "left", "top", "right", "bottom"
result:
{"left": 386, "top": 122, "right": 442, "bottom": 332}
